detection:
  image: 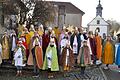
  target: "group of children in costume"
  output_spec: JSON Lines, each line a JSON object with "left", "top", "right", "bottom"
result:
{"left": 0, "top": 24, "right": 120, "bottom": 78}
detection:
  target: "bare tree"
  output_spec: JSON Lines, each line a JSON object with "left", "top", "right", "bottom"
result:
{"left": 32, "top": 1, "right": 55, "bottom": 29}
{"left": 107, "top": 20, "right": 120, "bottom": 33}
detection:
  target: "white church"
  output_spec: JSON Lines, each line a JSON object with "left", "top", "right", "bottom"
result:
{"left": 87, "top": 0, "right": 109, "bottom": 37}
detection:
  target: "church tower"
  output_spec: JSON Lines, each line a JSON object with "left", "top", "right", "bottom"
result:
{"left": 88, "top": 0, "right": 109, "bottom": 37}
{"left": 96, "top": 0, "right": 103, "bottom": 17}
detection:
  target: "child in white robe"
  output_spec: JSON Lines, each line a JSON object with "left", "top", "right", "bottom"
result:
{"left": 14, "top": 41, "right": 25, "bottom": 76}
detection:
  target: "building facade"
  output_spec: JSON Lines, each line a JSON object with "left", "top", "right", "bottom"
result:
{"left": 87, "top": 0, "right": 109, "bottom": 37}
{"left": 48, "top": 1, "right": 85, "bottom": 28}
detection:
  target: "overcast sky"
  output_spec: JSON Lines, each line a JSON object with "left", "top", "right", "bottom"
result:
{"left": 48, "top": 0, "right": 120, "bottom": 27}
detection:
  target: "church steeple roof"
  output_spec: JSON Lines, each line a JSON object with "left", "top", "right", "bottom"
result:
{"left": 96, "top": 0, "right": 103, "bottom": 17}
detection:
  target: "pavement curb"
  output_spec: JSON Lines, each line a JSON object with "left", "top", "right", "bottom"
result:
{"left": 99, "top": 67, "right": 108, "bottom": 80}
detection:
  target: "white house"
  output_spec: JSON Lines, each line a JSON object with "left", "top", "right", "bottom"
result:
{"left": 88, "top": 15, "right": 109, "bottom": 37}
{"left": 87, "top": 0, "right": 109, "bottom": 37}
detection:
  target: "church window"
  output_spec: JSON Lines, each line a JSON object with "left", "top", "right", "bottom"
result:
{"left": 97, "top": 20, "right": 100, "bottom": 24}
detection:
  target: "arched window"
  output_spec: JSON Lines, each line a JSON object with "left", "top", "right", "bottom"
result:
{"left": 95, "top": 27, "right": 100, "bottom": 32}
{"left": 97, "top": 20, "right": 100, "bottom": 24}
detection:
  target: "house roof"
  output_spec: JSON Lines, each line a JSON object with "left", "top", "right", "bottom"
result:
{"left": 36, "top": 1, "right": 85, "bottom": 15}
{"left": 50, "top": 1, "right": 85, "bottom": 15}
{"left": 87, "top": 15, "right": 109, "bottom": 26}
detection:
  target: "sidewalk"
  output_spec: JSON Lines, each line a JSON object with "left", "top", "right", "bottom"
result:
{"left": 101, "top": 64, "right": 120, "bottom": 80}
{"left": 101, "top": 64, "right": 120, "bottom": 72}
{"left": 0, "top": 64, "right": 106, "bottom": 80}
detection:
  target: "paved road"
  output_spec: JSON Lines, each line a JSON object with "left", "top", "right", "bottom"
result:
{"left": 102, "top": 64, "right": 120, "bottom": 80}
{"left": 102, "top": 69, "right": 120, "bottom": 80}
{"left": 0, "top": 64, "right": 105, "bottom": 80}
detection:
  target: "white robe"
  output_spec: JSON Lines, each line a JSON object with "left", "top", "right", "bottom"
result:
{"left": 80, "top": 34, "right": 85, "bottom": 47}
{"left": 14, "top": 48, "right": 24, "bottom": 67}
{"left": 73, "top": 36, "right": 78, "bottom": 54}
{"left": 65, "top": 49, "right": 70, "bottom": 65}
{"left": 47, "top": 50, "right": 52, "bottom": 68}
{"left": 60, "top": 39, "right": 69, "bottom": 54}
{"left": 12, "top": 36, "right": 16, "bottom": 51}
